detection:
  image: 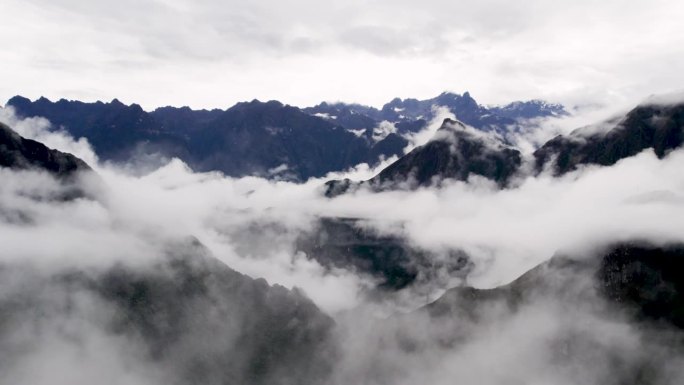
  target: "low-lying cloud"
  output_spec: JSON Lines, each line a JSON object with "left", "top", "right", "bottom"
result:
{"left": 2, "top": 101, "right": 684, "bottom": 384}
{"left": 3, "top": 103, "right": 684, "bottom": 301}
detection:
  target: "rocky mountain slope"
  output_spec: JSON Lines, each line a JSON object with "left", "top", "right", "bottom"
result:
{"left": 324, "top": 118, "right": 522, "bottom": 196}
{"left": 0, "top": 121, "right": 90, "bottom": 178}
{"left": 534, "top": 102, "right": 684, "bottom": 175}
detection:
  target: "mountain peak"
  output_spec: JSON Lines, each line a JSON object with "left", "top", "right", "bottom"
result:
{"left": 6, "top": 95, "right": 31, "bottom": 109}
{"left": 439, "top": 118, "right": 467, "bottom": 131}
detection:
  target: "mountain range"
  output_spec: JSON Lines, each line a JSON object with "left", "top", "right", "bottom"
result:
{"left": 6, "top": 92, "right": 566, "bottom": 180}
{"left": 2, "top": 93, "right": 684, "bottom": 384}
{"left": 6, "top": 94, "right": 684, "bottom": 295}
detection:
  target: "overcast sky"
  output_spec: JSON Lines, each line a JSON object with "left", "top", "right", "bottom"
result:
{"left": 2, "top": 0, "right": 683, "bottom": 110}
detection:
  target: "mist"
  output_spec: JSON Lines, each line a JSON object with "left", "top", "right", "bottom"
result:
{"left": 3, "top": 98, "right": 683, "bottom": 303}
{"left": 2, "top": 98, "right": 684, "bottom": 384}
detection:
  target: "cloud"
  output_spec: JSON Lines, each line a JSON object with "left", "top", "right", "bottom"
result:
{"left": 0, "top": 276, "right": 167, "bottom": 385}
{"left": 3, "top": 102, "right": 684, "bottom": 293}
{"left": 2, "top": 103, "right": 684, "bottom": 383}
{"left": 1, "top": 0, "right": 683, "bottom": 109}
{"left": 329, "top": 280, "right": 684, "bottom": 385}
{"left": 0, "top": 106, "right": 99, "bottom": 166}
{"left": 402, "top": 105, "right": 456, "bottom": 150}
{"left": 506, "top": 103, "right": 634, "bottom": 155}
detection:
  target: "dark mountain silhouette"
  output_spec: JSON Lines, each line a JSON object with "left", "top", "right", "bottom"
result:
{"left": 7, "top": 96, "right": 190, "bottom": 162}
{"left": 7, "top": 96, "right": 407, "bottom": 180}
{"left": 534, "top": 102, "right": 684, "bottom": 175}
{"left": 0, "top": 121, "right": 90, "bottom": 178}
{"left": 151, "top": 105, "right": 224, "bottom": 136}
{"left": 6, "top": 93, "right": 568, "bottom": 181}
{"left": 187, "top": 100, "right": 405, "bottom": 179}
{"left": 369, "top": 119, "right": 521, "bottom": 187}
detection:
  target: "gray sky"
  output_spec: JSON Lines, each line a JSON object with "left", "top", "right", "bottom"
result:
{"left": 2, "top": 0, "right": 683, "bottom": 110}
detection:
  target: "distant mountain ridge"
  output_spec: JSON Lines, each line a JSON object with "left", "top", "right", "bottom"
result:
{"left": 7, "top": 96, "right": 406, "bottom": 180}
{"left": 305, "top": 91, "right": 568, "bottom": 135}
{"left": 7, "top": 95, "right": 191, "bottom": 163}
{"left": 184, "top": 99, "right": 406, "bottom": 179}
{"left": 6, "top": 92, "right": 566, "bottom": 180}
{"left": 490, "top": 99, "right": 567, "bottom": 120}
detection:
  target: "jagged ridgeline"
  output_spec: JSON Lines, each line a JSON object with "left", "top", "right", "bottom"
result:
{"left": 6, "top": 92, "right": 565, "bottom": 181}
